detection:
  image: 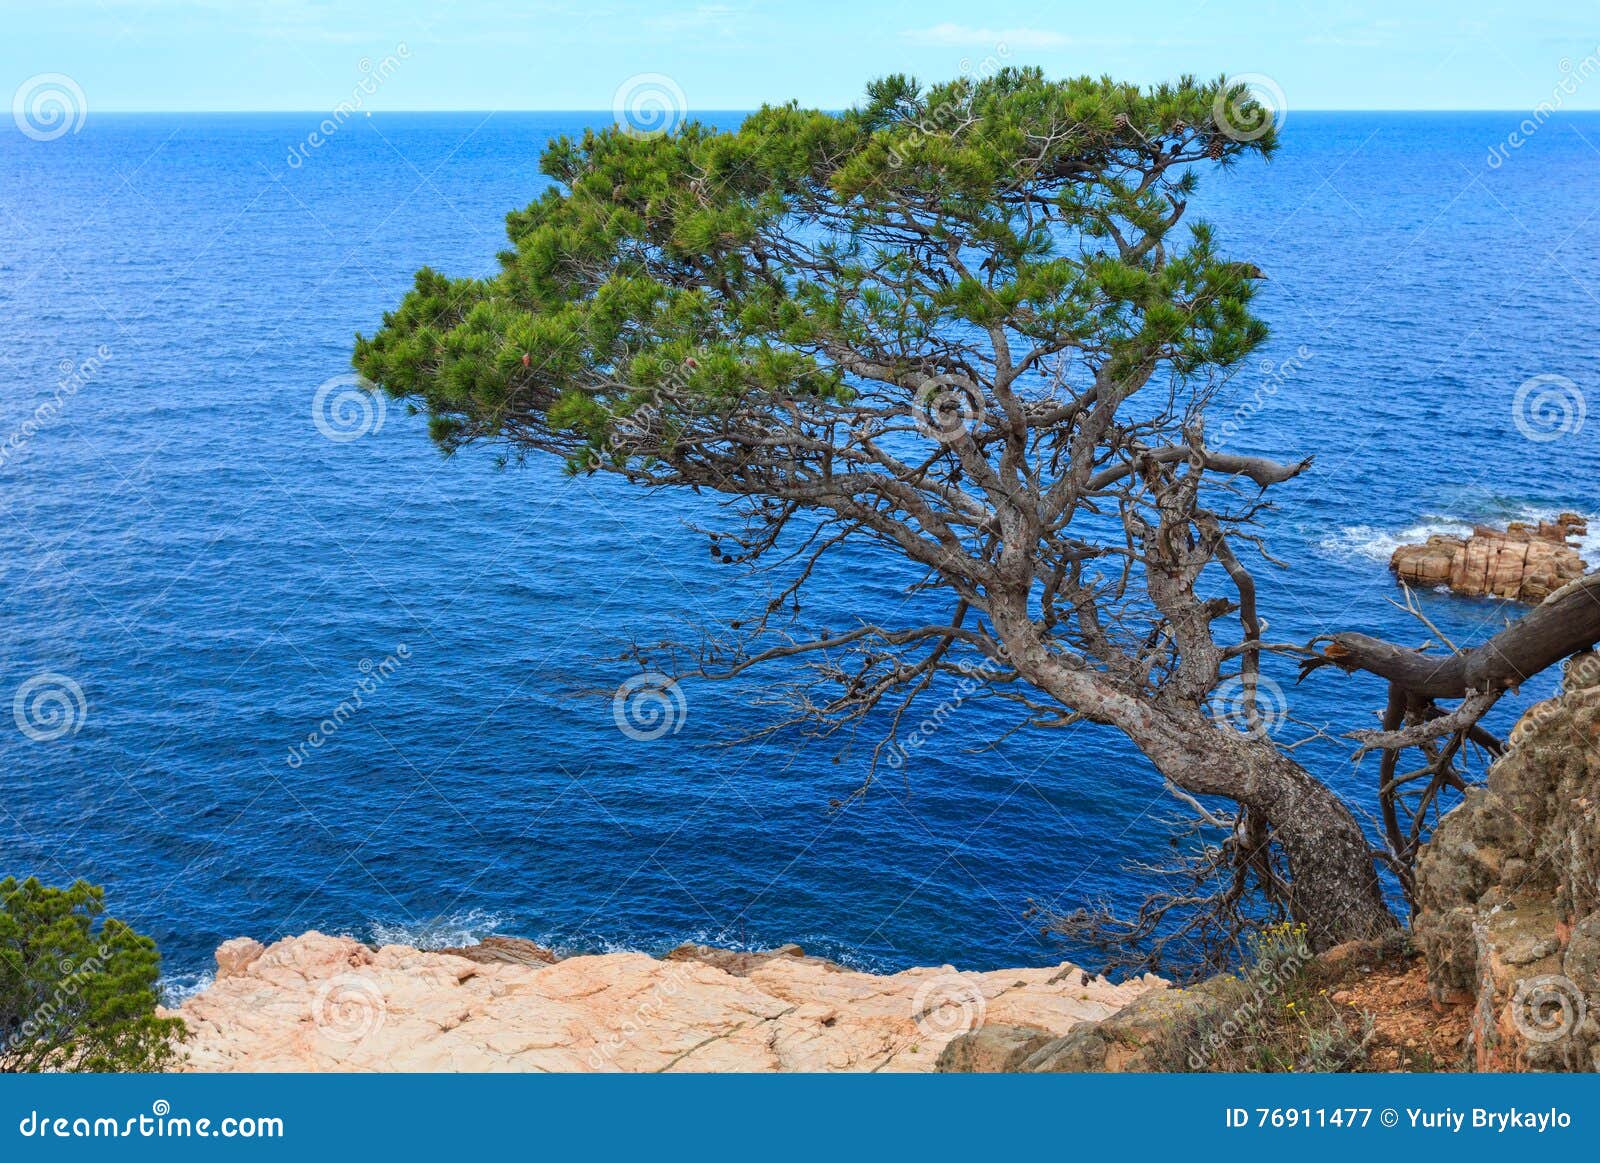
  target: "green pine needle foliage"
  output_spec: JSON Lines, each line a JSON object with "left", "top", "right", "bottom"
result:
{"left": 0, "top": 877, "right": 186, "bottom": 1073}
{"left": 353, "top": 69, "right": 1276, "bottom": 467}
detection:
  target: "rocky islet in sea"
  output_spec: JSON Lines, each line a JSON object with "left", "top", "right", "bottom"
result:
{"left": 1389, "top": 513, "right": 1589, "bottom": 602}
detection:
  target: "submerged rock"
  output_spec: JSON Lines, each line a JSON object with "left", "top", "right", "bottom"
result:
{"left": 661, "top": 941, "right": 828, "bottom": 976}
{"left": 1389, "top": 513, "right": 1587, "bottom": 602}
{"left": 433, "top": 936, "right": 557, "bottom": 967}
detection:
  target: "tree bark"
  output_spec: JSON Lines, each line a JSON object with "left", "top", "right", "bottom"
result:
{"left": 992, "top": 608, "right": 1397, "bottom": 949}
{"left": 1139, "top": 708, "right": 1398, "bottom": 949}
{"left": 1315, "top": 573, "right": 1600, "bottom": 699}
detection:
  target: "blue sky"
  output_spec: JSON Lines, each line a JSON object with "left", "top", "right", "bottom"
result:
{"left": 6, "top": 0, "right": 1599, "bottom": 112}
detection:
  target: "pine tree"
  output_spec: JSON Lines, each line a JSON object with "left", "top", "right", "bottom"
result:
{"left": 0, "top": 877, "right": 186, "bottom": 1072}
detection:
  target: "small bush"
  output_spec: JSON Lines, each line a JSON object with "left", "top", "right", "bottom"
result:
{"left": 0, "top": 877, "right": 186, "bottom": 1072}
{"left": 1152, "top": 922, "right": 1374, "bottom": 1072}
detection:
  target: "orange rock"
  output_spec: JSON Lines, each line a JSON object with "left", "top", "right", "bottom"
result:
{"left": 213, "top": 937, "right": 266, "bottom": 978}
{"left": 1392, "top": 516, "right": 1587, "bottom": 602}
{"left": 165, "top": 932, "right": 1167, "bottom": 1073}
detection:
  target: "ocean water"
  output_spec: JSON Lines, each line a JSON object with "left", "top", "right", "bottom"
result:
{"left": 2, "top": 111, "right": 1597, "bottom": 987}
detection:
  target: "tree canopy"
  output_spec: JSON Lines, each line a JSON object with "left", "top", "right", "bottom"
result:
{"left": 0, "top": 877, "right": 185, "bottom": 1072}
{"left": 356, "top": 69, "right": 1275, "bottom": 467}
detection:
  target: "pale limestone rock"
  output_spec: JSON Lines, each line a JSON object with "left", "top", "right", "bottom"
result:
{"left": 214, "top": 937, "right": 266, "bottom": 978}
{"left": 167, "top": 932, "right": 1164, "bottom": 1073}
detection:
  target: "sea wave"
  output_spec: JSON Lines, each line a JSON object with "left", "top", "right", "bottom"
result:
{"left": 365, "top": 909, "right": 506, "bottom": 950}
{"left": 1320, "top": 506, "right": 1598, "bottom": 567}
{"left": 591, "top": 927, "right": 890, "bottom": 974}
{"left": 159, "top": 971, "right": 215, "bottom": 1006}
{"left": 1318, "top": 517, "right": 1474, "bottom": 563}
{"left": 1517, "top": 505, "right": 1600, "bottom": 564}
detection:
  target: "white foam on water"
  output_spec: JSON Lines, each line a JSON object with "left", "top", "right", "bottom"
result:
{"left": 1510, "top": 504, "right": 1600, "bottom": 566}
{"left": 159, "top": 971, "right": 215, "bottom": 1006}
{"left": 1320, "top": 505, "right": 1598, "bottom": 567}
{"left": 365, "top": 909, "right": 506, "bottom": 950}
{"left": 1318, "top": 517, "right": 1474, "bottom": 562}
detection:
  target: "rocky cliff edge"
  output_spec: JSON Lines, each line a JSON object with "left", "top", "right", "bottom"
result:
{"left": 168, "top": 933, "right": 1164, "bottom": 1072}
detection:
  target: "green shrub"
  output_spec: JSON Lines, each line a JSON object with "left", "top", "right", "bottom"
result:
{"left": 0, "top": 877, "right": 185, "bottom": 1072}
{"left": 1152, "top": 922, "right": 1373, "bottom": 1072}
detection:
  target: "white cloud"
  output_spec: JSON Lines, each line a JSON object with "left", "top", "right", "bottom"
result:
{"left": 902, "top": 23, "right": 1069, "bottom": 50}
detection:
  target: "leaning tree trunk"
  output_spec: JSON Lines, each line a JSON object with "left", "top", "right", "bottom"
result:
{"left": 1141, "top": 708, "right": 1398, "bottom": 950}
{"left": 993, "top": 610, "right": 1397, "bottom": 950}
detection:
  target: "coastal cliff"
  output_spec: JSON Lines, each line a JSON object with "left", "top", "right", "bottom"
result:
{"left": 166, "top": 662, "right": 1600, "bottom": 1074}
{"left": 169, "top": 934, "right": 1162, "bottom": 1071}
{"left": 1414, "top": 652, "right": 1600, "bottom": 1070}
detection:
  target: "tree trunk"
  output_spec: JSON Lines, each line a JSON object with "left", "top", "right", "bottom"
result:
{"left": 1147, "top": 709, "right": 1398, "bottom": 949}
{"left": 990, "top": 610, "right": 1397, "bottom": 950}
{"left": 1241, "top": 747, "right": 1398, "bottom": 950}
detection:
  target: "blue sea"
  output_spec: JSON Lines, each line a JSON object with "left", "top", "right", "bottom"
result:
{"left": 3, "top": 110, "right": 1597, "bottom": 991}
